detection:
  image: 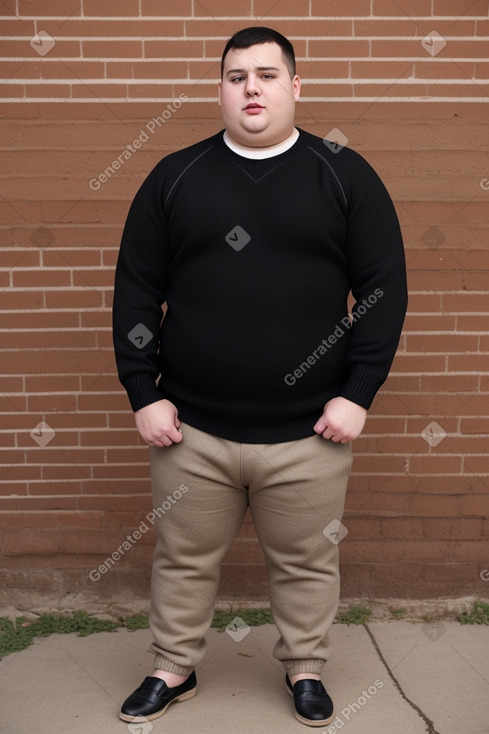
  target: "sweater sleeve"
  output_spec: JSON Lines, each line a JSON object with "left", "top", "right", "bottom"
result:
{"left": 338, "top": 150, "right": 408, "bottom": 409}
{"left": 112, "top": 162, "right": 170, "bottom": 412}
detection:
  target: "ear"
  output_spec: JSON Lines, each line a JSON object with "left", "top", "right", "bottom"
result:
{"left": 217, "top": 80, "right": 221, "bottom": 106}
{"left": 292, "top": 74, "right": 301, "bottom": 102}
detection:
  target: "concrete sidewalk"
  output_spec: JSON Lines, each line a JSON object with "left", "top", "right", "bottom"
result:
{"left": 1, "top": 619, "right": 488, "bottom": 734}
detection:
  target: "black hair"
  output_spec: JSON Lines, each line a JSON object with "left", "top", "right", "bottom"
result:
{"left": 220, "top": 26, "right": 296, "bottom": 79}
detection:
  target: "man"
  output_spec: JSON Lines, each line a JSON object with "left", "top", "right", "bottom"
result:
{"left": 113, "top": 27, "right": 407, "bottom": 727}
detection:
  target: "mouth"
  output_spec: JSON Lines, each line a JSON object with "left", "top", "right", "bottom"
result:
{"left": 243, "top": 103, "right": 265, "bottom": 115}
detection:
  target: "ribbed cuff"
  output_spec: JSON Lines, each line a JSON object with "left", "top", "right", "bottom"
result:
{"left": 152, "top": 654, "right": 194, "bottom": 676}
{"left": 123, "top": 373, "right": 164, "bottom": 412}
{"left": 339, "top": 367, "right": 385, "bottom": 409}
{"left": 282, "top": 658, "right": 325, "bottom": 676}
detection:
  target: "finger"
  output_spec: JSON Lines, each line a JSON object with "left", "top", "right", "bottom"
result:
{"left": 166, "top": 425, "right": 183, "bottom": 443}
{"left": 159, "top": 434, "right": 174, "bottom": 447}
{"left": 321, "top": 429, "right": 334, "bottom": 440}
{"left": 313, "top": 416, "right": 328, "bottom": 433}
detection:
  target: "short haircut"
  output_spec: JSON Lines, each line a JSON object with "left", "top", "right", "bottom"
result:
{"left": 221, "top": 26, "right": 296, "bottom": 79}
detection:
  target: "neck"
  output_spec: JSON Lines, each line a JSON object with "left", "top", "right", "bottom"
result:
{"left": 223, "top": 128, "right": 299, "bottom": 159}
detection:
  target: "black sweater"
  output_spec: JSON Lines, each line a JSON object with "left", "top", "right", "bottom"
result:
{"left": 113, "top": 127, "right": 407, "bottom": 443}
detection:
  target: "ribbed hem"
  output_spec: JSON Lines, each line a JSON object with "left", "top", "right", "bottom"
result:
{"left": 176, "top": 401, "right": 320, "bottom": 444}
{"left": 282, "top": 658, "right": 325, "bottom": 676}
{"left": 339, "top": 367, "right": 385, "bottom": 410}
{"left": 123, "top": 373, "right": 164, "bottom": 412}
{"left": 152, "top": 654, "right": 194, "bottom": 676}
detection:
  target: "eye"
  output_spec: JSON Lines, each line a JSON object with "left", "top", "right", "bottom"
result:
{"left": 230, "top": 76, "right": 245, "bottom": 83}
{"left": 262, "top": 74, "right": 275, "bottom": 79}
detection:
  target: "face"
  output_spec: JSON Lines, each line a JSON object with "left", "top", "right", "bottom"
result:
{"left": 218, "top": 42, "right": 301, "bottom": 148}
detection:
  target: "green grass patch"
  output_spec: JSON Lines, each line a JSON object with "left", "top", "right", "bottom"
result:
{"left": 459, "top": 600, "right": 489, "bottom": 625}
{"left": 336, "top": 605, "right": 373, "bottom": 625}
{"left": 389, "top": 607, "right": 407, "bottom": 619}
{"left": 0, "top": 611, "right": 147, "bottom": 660}
{"left": 211, "top": 608, "right": 274, "bottom": 632}
{"left": 3, "top": 600, "right": 486, "bottom": 660}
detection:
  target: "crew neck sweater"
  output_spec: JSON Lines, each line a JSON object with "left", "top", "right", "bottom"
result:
{"left": 113, "top": 127, "right": 408, "bottom": 443}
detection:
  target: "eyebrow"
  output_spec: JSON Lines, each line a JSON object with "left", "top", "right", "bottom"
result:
{"left": 225, "top": 66, "right": 280, "bottom": 76}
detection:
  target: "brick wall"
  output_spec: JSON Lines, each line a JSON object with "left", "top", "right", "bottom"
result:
{"left": 1, "top": 0, "right": 488, "bottom": 610}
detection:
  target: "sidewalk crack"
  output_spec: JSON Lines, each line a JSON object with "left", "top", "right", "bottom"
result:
{"left": 363, "top": 623, "right": 441, "bottom": 734}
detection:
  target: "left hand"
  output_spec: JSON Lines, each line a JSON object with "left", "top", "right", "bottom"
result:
{"left": 313, "top": 396, "right": 367, "bottom": 443}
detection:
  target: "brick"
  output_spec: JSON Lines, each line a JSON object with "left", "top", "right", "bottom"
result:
{"left": 404, "top": 314, "right": 456, "bottom": 331}
{"left": 79, "top": 430, "right": 137, "bottom": 447}
{"left": 308, "top": 39, "right": 370, "bottom": 57}
{"left": 458, "top": 495, "right": 489, "bottom": 516}
{"left": 457, "top": 315, "right": 489, "bottom": 331}
{"left": 77, "top": 493, "right": 150, "bottom": 511}
{"left": 0, "top": 511, "right": 53, "bottom": 528}
{"left": 409, "top": 494, "right": 460, "bottom": 516}
{"left": 410, "top": 456, "right": 462, "bottom": 474}
{"left": 460, "top": 418, "right": 489, "bottom": 434}
{"left": 18, "top": 0, "right": 82, "bottom": 15}
{"left": 310, "top": 0, "right": 371, "bottom": 15}
{"left": 380, "top": 354, "right": 447, "bottom": 373}
{"left": 142, "top": 0, "right": 192, "bottom": 14}
{"left": 406, "top": 334, "right": 479, "bottom": 352}
{"left": 1, "top": 464, "right": 42, "bottom": 481}
{"left": 432, "top": 0, "right": 489, "bottom": 15}
{"left": 342, "top": 539, "right": 451, "bottom": 564}
{"left": 145, "top": 39, "right": 203, "bottom": 58}
{"left": 343, "top": 516, "right": 382, "bottom": 537}
{"left": 415, "top": 61, "right": 476, "bottom": 80}
{"left": 0, "top": 0, "right": 18, "bottom": 14}
{"left": 190, "top": 0, "right": 252, "bottom": 15}
{"left": 26, "top": 394, "right": 78, "bottom": 414}
{"left": 449, "top": 354, "right": 489, "bottom": 373}
{"left": 344, "top": 491, "right": 409, "bottom": 515}
{"left": 420, "top": 374, "right": 479, "bottom": 393}
{"left": 423, "top": 517, "right": 482, "bottom": 540}
{"left": 127, "top": 82, "right": 185, "bottom": 98}
{"left": 11, "top": 269, "right": 72, "bottom": 288}
{"left": 0, "top": 250, "right": 40, "bottom": 268}
{"left": 0, "top": 60, "right": 41, "bottom": 80}
{"left": 70, "top": 83, "right": 128, "bottom": 99}
{"left": 474, "top": 62, "right": 489, "bottom": 79}
{"left": 372, "top": 0, "right": 432, "bottom": 15}
{"left": 11, "top": 40, "right": 82, "bottom": 58}
{"left": 0, "top": 376, "right": 24, "bottom": 392}
{"left": 83, "top": 0, "right": 139, "bottom": 15}
{"left": 351, "top": 455, "right": 407, "bottom": 474}
{"left": 350, "top": 60, "right": 414, "bottom": 79}
{"left": 82, "top": 41, "right": 142, "bottom": 58}
{"left": 380, "top": 517, "right": 424, "bottom": 538}
{"left": 463, "top": 455, "right": 489, "bottom": 474}
{"left": 106, "top": 60, "right": 188, "bottom": 79}
{"left": 44, "top": 290, "right": 104, "bottom": 309}
{"left": 442, "top": 292, "right": 489, "bottom": 312}
{"left": 6, "top": 312, "right": 79, "bottom": 329}
{"left": 92, "top": 465, "right": 149, "bottom": 481}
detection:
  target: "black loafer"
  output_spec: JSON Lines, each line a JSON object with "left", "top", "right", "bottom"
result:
{"left": 120, "top": 671, "right": 197, "bottom": 722}
{"left": 286, "top": 674, "right": 334, "bottom": 727}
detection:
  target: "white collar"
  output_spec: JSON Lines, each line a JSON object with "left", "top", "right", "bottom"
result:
{"left": 223, "top": 127, "right": 299, "bottom": 159}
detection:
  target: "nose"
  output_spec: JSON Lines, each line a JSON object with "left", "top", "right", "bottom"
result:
{"left": 245, "top": 74, "right": 261, "bottom": 97}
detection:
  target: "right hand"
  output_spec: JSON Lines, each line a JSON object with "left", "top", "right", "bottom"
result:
{"left": 134, "top": 399, "right": 183, "bottom": 447}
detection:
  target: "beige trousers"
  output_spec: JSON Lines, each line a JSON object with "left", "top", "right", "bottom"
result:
{"left": 148, "top": 421, "right": 352, "bottom": 677}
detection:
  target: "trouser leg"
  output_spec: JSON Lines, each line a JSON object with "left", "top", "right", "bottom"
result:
{"left": 148, "top": 423, "right": 248, "bottom": 675}
{"left": 246, "top": 434, "right": 352, "bottom": 677}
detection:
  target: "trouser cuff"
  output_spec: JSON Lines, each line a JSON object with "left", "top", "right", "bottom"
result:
{"left": 153, "top": 655, "right": 194, "bottom": 676}
{"left": 282, "top": 659, "right": 325, "bottom": 676}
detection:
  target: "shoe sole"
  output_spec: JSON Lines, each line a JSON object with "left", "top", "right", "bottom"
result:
{"left": 287, "top": 685, "right": 334, "bottom": 727}
{"left": 119, "top": 686, "right": 196, "bottom": 722}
